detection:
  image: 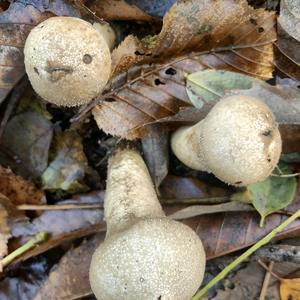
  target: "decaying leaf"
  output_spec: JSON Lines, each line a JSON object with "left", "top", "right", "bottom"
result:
{"left": 0, "top": 193, "right": 11, "bottom": 260}
{"left": 0, "top": 166, "right": 45, "bottom": 205}
{"left": 81, "top": 0, "right": 158, "bottom": 22}
{"left": 275, "top": 0, "right": 300, "bottom": 81}
{"left": 280, "top": 278, "right": 300, "bottom": 300}
{"left": 16, "top": 191, "right": 104, "bottom": 238}
{"left": 34, "top": 234, "right": 104, "bottom": 300}
{"left": 41, "top": 130, "right": 90, "bottom": 193}
{"left": 142, "top": 128, "right": 169, "bottom": 192}
{"left": 92, "top": 0, "right": 276, "bottom": 139}
{"left": 0, "top": 111, "right": 53, "bottom": 179}
{"left": 232, "top": 168, "right": 297, "bottom": 226}
{"left": 0, "top": 0, "right": 78, "bottom": 105}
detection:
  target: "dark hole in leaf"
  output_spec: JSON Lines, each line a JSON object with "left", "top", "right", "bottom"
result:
{"left": 105, "top": 98, "right": 117, "bottom": 102}
{"left": 165, "top": 68, "right": 177, "bottom": 75}
{"left": 134, "top": 50, "right": 145, "bottom": 56}
{"left": 258, "top": 27, "right": 264, "bottom": 33}
{"left": 83, "top": 54, "right": 92, "bottom": 64}
{"left": 250, "top": 18, "right": 257, "bottom": 25}
{"left": 154, "top": 78, "right": 165, "bottom": 86}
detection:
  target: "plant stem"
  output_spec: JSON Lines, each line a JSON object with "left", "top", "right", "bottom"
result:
{"left": 192, "top": 208, "right": 300, "bottom": 300}
{"left": 1, "top": 231, "right": 47, "bottom": 268}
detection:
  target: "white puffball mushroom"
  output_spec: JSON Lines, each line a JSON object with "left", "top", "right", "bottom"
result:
{"left": 93, "top": 22, "right": 116, "bottom": 51}
{"left": 24, "top": 17, "right": 111, "bottom": 107}
{"left": 89, "top": 149, "right": 206, "bottom": 300}
{"left": 171, "top": 95, "right": 282, "bottom": 186}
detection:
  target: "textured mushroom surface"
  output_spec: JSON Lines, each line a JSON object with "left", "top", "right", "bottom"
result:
{"left": 171, "top": 95, "right": 282, "bottom": 186}
{"left": 90, "top": 217, "right": 205, "bottom": 300}
{"left": 24, "top": 17, "right": 111, "bottom": 106}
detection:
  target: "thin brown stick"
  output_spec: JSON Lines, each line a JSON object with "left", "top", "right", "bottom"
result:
{"left": 258, "top": 260, "right": 283, "bottom": 281}
{"left": 17, "top": 203, "right": 103, "bottom": 210}
{"left": 259, "top": 261, "right": 274, "bottom": 300}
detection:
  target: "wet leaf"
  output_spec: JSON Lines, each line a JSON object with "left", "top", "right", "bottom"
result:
{"left": 232, "top": 170, "right": 297, "bottom": 227}
{"left": 0, "top": 166, "right": 45, "bottom": 205}
{"left": 92, "top": 0, "right": 276, "bottom": 139}
{"left": 41, "top": 130, "right": 90, "bottom": 193}
{"left": 142, "top": 128, "right": 169, "bottom": 192}
{"left": 0, "top": 0, "right": 79, "bottom": 104}
{"left": 0, "top": 111, "right": 53, "bottom": 179}
{"left": 280, "top": 278, "right": 300, "bottom": 300}
{"left": 34, "top": 234, "right": 104, "bottom": 300}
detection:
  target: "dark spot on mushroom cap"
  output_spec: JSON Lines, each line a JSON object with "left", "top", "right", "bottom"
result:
{"left": 34, "top": 67, "right": 39, "bottom": 75}
{"left": 235, "top": 181, "right": 242, "bottom": 185}
{"left": 83, "top": 54, "right": 92, "bottom": 64}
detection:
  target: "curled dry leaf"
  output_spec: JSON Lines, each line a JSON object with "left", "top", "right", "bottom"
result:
{"left": 34, "top": 234, "right": 104, "bottom": 300}
{"left": 92, "top": 0, "right": 276, "bottom": 139}
{"left": 0, "top": 166, "right": 45, "bottom": 205}
{"left": 275, "top": 0, "right": 300, "bottom": 81}
{"left": 0, "top": 0, "right": 78, "bottom": 105}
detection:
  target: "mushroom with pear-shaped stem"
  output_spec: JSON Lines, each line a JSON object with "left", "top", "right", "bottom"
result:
{"left": 171, "top": 95, "right": 282, "bottom": 186}
{"left": 89, "top": 148, "right": 206, "bottom": 300}
{"left": 24, "top": 16, "right": 112, "bottom": 107}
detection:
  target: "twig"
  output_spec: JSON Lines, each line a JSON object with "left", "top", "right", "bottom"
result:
{"left": 1, "top": 231, "right": 47, "bottom": 268}
{"left": 17, "top": 203, "right": 102, "bottom": 210}
{"left": 271, "top": 172, "right": 300, "bottom": 178}
{"left": 192, "top": 208, "right": 300, "bottom": 299}
{"left": 259, "top": 261, "right": 274, "bottom": 300}
{"left": 258, "top": 260, "right": 283, "bottom": 281}
{"left": 161, "top": 196, "right": 229, "bottom": 205}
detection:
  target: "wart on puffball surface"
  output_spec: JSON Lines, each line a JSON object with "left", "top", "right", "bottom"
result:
{"left": 24, "top": 17, "right": 111, "bottom": 107}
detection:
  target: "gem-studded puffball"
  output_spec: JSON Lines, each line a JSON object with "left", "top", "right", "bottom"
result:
{"left": 24, "top": 17, "right": 111, "bottom": 106}
{"left": 171, "top": 95, "right": 282, "bottom": 186}
{"left": 89, "top": 217, "right": 205, "bottom": 300}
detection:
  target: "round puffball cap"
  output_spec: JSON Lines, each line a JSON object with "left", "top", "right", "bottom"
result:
{"left": 24, "top": 17, "right": 111, "bottom": 107}
{"left": 202, "top": 95, "right": 282, "bottom": 186}
{"left": 89, "top": 218, "right": 206, "bottom": 300}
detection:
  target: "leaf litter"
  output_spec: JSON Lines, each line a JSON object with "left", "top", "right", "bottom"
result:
{"left": 0, "top": 0, "right": 300, "bottom": 299}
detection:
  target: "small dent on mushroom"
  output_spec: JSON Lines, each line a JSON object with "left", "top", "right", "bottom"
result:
{"left": 34, "top": 67, "right": 39, "bottom": 75}
{"left": 83, "top": 54, "right": 92, "bottom": 64}
{"left": 44, "top": 60, "right": 73, "bottom": 82}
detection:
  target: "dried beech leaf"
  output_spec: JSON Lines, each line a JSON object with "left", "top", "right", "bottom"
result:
{"left": 34, "top": 234, "right": 104, "bottom": 300}
{"left": 280, "top": 278, "right": 300, "bottom": 300}
{"left": 82, "top": 0, "right": 157, "bottom": 22}
{"left": 0, "top": 0, "right": 78, "bottom": 104}
{"left": 0, "top": 166, "right": 45, "bottom": 205}
{"left": 111, "top": 0, "right": 275, "bottom": 76}
{"left": 94, "top": 0, "right": 276, "bottom": 139}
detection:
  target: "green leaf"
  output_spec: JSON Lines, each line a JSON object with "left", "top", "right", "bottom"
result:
{"left": 232, "top": 167, "right": 297, "bottom": 227}
{"left": 185, "top": 70, "right": 300, "bottom": 126}
{"left": 186, "top": 69, "right": 255, "bottom": 108}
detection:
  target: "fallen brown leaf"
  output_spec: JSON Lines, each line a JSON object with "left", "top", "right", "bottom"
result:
{"left": 92, "top": 0, "right": 276, "bottom": 139}
{"left": 34, "top": 234, "right": 104, "bottom": 300}
{"left": 0, "top": 0, "right": 79, "bottom": 105}
{"left": 0, "top": 166, "right": 45, "bottom": 205}
{"left": 0, "top": 193, "right": 11, "bottom": 260}
{"left": 80, "top": 0, "right": 158, "bottom": 22}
